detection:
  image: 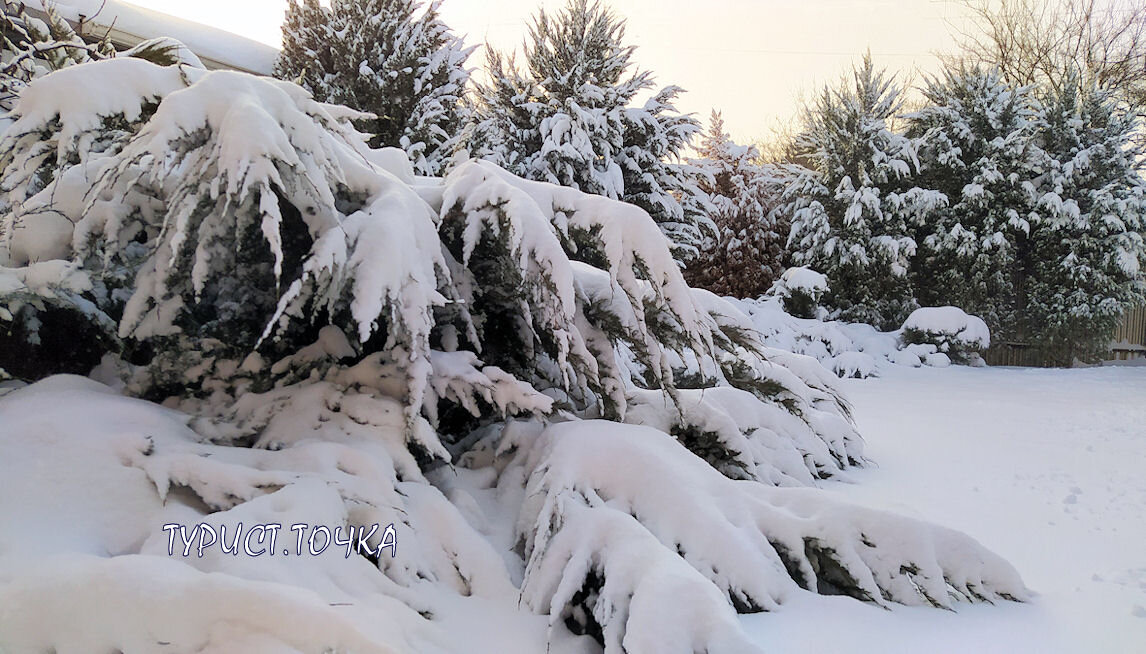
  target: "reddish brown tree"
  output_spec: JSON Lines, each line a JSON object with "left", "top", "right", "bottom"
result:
{"left": 684, "top": 111, "right": 788, "bottom": 298}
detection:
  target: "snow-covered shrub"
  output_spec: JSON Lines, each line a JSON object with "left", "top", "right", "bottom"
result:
{"left": 771, "top": 266, "right": 828, "bottom": 319}
{"left": 0, "top": 55, "right": 861, "bottom": 483}
{"left": 0, "top": 261, "right": 117, "bottom": 380}
{"left": 506, "top": 421, "right": 1027, "bottom": 651}
{"left": 0, "top": 58, "right": 1029, "bottom": 651}
{"left": 901, "top": 307, "right": 990, "bottom": 365}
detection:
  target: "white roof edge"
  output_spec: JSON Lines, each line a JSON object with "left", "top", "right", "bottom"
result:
{"left": 24, "top": 0, "right": 279, "bottom": 75}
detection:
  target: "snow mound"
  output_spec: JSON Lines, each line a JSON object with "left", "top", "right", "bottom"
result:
{"left": 0, "top": 377, "right": 518, "bottom": 653}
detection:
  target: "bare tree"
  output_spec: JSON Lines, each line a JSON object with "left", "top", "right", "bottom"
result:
{"left": 952, "top": 0, "right": 1146, "bottom": 107}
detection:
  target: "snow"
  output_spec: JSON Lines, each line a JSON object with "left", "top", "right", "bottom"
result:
{"left": 3, "top": 57, "right": 190, "bottom": 166}
{"left": 3, "top": 355, "right": 1142, "bottom": 652}
{"left": 0, "top": 367, "right": 1048, "bottom": 653}
{"left": 0, "top": 261, "right": 112, "bottom": 332}
{"left": 0, "top": 376, "right": 551, "bottom": 654}
{"left": 745, "top": 365, "right": 1146, "bottom": 653}
{"left": 25, "top": 0, "right": 278, "bottom": 74}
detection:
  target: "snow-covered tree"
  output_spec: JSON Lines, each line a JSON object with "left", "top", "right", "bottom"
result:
{"left": 0, "top": 58, "right": 1028, "bottom": 651}
{"left": 1027, "top": 80, "right": 1146, "bottom": 362}
{"left": 275, "top": 0, "right": 473, "bottom": 175}
{"left": 905, "top": 65, "right": 1045, "bottom": 337}
{"left": 684, "top": 111, "right": 786, "bottom": 298}
{"left": 778, "top": 54, "right": 942, "bottom": 329}
{"left": 467, "top": 0, "right": 713, "bottom": 266}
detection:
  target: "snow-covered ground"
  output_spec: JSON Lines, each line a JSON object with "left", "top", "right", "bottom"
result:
{"left": 745, "top": 365, "right": 1146, "bottom": 653}
{"left": 2, "top": 364, "right": 1143, "bottom": 652}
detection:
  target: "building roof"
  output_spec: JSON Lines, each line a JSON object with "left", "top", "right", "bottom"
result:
{"left": 25, "top": 0, "right": 278, "bottom": 75}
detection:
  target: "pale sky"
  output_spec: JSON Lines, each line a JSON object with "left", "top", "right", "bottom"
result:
{"left": 124, "top": 0, "right": 971, "bottom": 144}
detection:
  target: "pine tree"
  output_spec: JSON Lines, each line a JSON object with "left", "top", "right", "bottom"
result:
{"left": 905, "top": 65, "right": 1045, "bottom": 337}
{"left": 1027, "top": 80, "right": 1146, "bottom": 361}
{"left": 684, "top": 111, "right": 786, "bottom": 298}
{"left": 275, "top": 0, "right": 473, "bottom": 175}
{"left": 778, "top": 54, "right": 941, "bottom": 329}
{"left": 467, "top": 0, "right": 713, "bottom": 266}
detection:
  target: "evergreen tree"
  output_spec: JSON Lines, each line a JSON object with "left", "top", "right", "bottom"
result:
{"left": 906, "top": 65, "right": 1045, "bottom": 337}
{"left": 467, "top": 0, "right": 713, "bottom": 266}
{"left": 684, "top": 111, "right": 786, "bottom": 298}
{"left": 778, "top": 54, "right": 941, "bottom": 329}
{"left": 275, "top": 0, "right": 473, "bottom": 175}
{"left": 1027, "top": 80, "right": 1146, "bottom": 361}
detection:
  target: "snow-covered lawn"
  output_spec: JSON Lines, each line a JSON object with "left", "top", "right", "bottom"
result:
{"left": 745, "top": 365, "right": 1146, "bottom": 653}
{"left": 2, "top": 366, "right": 1142, "bottom": 652}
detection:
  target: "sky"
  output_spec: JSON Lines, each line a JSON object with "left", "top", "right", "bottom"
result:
{"left": 123, "top": 0, "right": 971, "bottom": 144}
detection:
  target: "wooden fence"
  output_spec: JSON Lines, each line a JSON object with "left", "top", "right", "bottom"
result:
{"left": 1110, "top": 304, "right": 1146, "bottom": 361}
{"left": 984, "top": 305, "right": 1146, "bottom": 367}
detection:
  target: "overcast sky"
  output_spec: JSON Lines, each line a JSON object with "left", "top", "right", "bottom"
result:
{"left": 126, "top": 0, "right": 971, "bottom": 143}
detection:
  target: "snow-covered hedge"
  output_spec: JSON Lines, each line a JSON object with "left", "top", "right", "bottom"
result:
{"left": 901, "top": 306, "right": 991, "bottom": 365}
{"left": 0, "top": 59, "right": 1025, "bottom": 651}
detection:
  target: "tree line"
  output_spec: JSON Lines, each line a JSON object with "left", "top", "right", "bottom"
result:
{"left": 5, "top": 0, "right": 1143, "bottom": 362}
{"left": 272, "top": 0, "right": 1146, "bottom": 362}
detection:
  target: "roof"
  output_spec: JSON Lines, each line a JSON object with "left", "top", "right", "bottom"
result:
{"left": 25, "top": 0, "right": 278, "bottom": 75}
